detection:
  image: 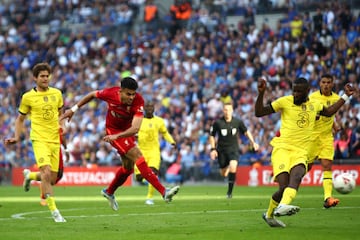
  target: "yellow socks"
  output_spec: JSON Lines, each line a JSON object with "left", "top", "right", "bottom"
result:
{"left": 280, "top": 187, "right": 297, "bottom": 205}
{"left": 323, "top": 171, "right": 333, "bottom": 200}
{"left": 46, "top": 196, "right": 58, "bottom": 211}
{"left": 266, "top": 198, "right": 279, "bottom": 218}
{"left": 29, "top": 172, "right": 39, "bottom": 181}
{"left": 146, "top": 184, "right": 155, "bottom": 200}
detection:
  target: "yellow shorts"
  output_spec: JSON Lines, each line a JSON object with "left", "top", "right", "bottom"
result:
{"left": 308, "top": 136, "right": 334, "bottom": 164}
{"left": 271, "top": 146, "right": 309, "bottom": 179}
{"left": 134, "top": 150, "right": 161, "bottom": 175}
{"left": 32, "top": 140, "right": 60, "bottom": 172}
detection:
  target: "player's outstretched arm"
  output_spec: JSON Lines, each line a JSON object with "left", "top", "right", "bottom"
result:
{"left": 255, "top": 77, "right": 274, "bottom": 117}
{"left": 60, "top": 91, "right": 97, "bottom": 122}
{"left": 4, "top": 114, "right": 26, "bottom": 145}
{"left": 103, "top": 115, "right": 143, "bottom": 142}
{"left": 321, "top": 83, "right": 356, "bottom": 117}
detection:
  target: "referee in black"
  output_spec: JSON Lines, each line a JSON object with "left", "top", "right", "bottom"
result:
{"left": 209, "top": 102, "right": 259, "bottom": 198}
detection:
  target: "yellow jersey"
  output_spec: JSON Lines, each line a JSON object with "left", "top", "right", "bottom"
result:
{"left": 309, "top": 90, "right": 340, "bottom": 137}
{"left": 270, "top": 95, "right": 323, "bottom": 150}
{"left": 19, "top": 87, "right": 63, "bottom": 143}
{"left": 138, "top": 116, "right": 175, "bottom": 153}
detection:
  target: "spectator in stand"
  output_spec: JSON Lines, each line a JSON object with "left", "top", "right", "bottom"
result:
{"left": 351, "top": 126, "right": 360, "bottom": 157}
{"left": 169, "top": 0, "right": 192, "bottom": 38}
{"left": 207, "top": 93, "right": 223, "bottom": 120}
{"left": 334, "top": 129, "right": 351, "bottom": 159}
{"left": 312, "top": 8, "right": 323, "bottom": 32}
{"left": 143, "top": 0, "right": 159, "bottom": 32}
{"left": 290, "top": 14, "right": 303, "bottom": 39}
{"left": 179, "top": 143, "right": 196, "bottom": 181}
{"left": 165, "top": 160, "right": 183, "bottom": 184}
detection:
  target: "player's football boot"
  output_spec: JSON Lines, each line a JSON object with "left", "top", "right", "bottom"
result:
{"left": 40, "top": 198, "right": 47, "bottom": 206}
{"left": 101, "top": 188, "right": 119, "bottom": 211}
{"left": 145, "top": 199, "right": 154, "bottom": 205}
{"left": 51, "top": 209, "right": 66, "bottom": 222}
{"left": 323, "top": 197, "right": 340, "bottom": 209}
{"left": 274, "top": 204, "right": 300, "bottom": 217}
{"left": 23, "top": 169, "right": 31, "bottom": 192}
{"left": 262, "top": 213, "right": 286, "bottom": 227}
{"left": 163, "top": 185, "right": 180, "bottom": 203}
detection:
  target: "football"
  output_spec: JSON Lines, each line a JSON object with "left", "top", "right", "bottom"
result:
{"left": 333, "top": 173, "right": 356, "bottom": 194}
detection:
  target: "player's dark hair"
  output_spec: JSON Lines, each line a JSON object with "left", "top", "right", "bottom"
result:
{"left": 32, "top": 62, "right": 51, "bottom": 77}
{"left": 121, "top": 77, "right": 138, "bottom": 90}
{"left": 320, "top": 73, "right": 333, "bottom": 81}
{"left": 294, "top": 77, "right": 309, "bottom": 86}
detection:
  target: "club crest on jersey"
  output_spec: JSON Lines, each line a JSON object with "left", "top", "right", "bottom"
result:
{"left": 301, "top": 104, "right": 306, "bottom": 111}
{"left": 44, "top": 96, "right": 48, "bottom": 102}
{"left": 308, "top": 104, "right": 314, "bottom": 111}
{"left": 232, "top": 128, "right": 237, "bottom": 135}
{"left": 221, "top": 129, "right": 227, "bottom": 136}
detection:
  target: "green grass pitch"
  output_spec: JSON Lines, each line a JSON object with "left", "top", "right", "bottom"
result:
{"left": 0, "top": 184, "right": 359, "bottom": 240}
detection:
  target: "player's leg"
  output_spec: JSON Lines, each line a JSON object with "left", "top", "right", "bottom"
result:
{"left": 274, "top": 163, "right": 305, "bottom": 216}
{"left": 144, "top": 152, "right": 161, "bottom": 205}
{"left": 217, "top": 151, "right": 231, "bottom": 197}
{"left": 321, "top": 158, "right": 339, "bottom": 208}
{"left": 101, "top": 138, "right": 136, "bottom": 210}
{"left": 265, "top": 171, "right": 288, "bottom": 218}
{"left": 105, "top": 155, "right": 134, "bottom": 195}
{"left": 35, "top": 141, "right": 65, "bottom": 222}
{"left": 134, "top": 165, "right": 143, "bottom": 183}
{"left": 22, "top": 169, "right": 40, "bottom": 192}
{"left": 267, "top": 148, "right": 301, "bottom": 216}
{"left": 226, "top": 157, "right": 238, "bottom": 199}
{"left": 41, "top": 147, "right": 64, "bottom": 206}
{"left": 145, "top": 167, "right": 159, "bottom": 205}
{"left": 101, "top": 156, "right": 133, "bottom": 211}
{"left": 263, "top": 172, "right": 288, "bottom": 227}
{"left": 128, "top": 147, "right": 179, "bottom": 202}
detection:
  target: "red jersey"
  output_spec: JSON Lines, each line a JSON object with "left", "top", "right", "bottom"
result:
{"left": 96, "top": 87, "right": 144, "bottom": 132}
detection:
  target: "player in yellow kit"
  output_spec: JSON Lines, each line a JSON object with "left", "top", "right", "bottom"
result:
{"left": 308, "top": 74, "right": 341, "bottom": 208}
{"left": 134, "top": 101, "right": 176, "bottom": 205}
{"left": 4, "top": 62, "right": 66, "bottom": 222}
{"left": 255, "top": 76, "right": 354, "bottom": 227}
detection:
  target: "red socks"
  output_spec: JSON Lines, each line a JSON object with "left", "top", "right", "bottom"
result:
{"left": 106, "top": 157, "right": 166, "bottom": 196}
{"left": 135, "top": 157, "right": 166, "bottom": 196}
{"left": 106, "top": 166, "right": 133, "bottom": 195}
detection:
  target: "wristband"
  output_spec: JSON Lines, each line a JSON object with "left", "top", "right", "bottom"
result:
{"left": 341, "top": 94, "right": 349, "bottom": 102}
{"left": 71, "top": 105, "right": 79, "bottom": 112}
{"left": 211, "top": 148, "right": 216, "bottom": 151}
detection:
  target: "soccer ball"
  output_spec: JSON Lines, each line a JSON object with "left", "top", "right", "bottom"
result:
{"left": 333, "top": 173, "right": 356, "bottom": 194}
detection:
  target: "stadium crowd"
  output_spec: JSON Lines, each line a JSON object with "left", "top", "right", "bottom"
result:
{"left": 1, "top": 0, "right": 360, "bottom": 183}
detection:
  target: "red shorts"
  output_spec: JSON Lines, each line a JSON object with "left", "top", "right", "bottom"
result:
{"left": 56, "top": 148, "right": 64, "bottom": 183}
{"left": 107, "top": 129, "right": 136, "bottom": 155}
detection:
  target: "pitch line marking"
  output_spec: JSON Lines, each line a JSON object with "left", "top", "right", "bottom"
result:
{"left": 1, "top": 194, "right": 359, "bottom": 202}
{"left": 1, "top": 206, "right": 358, "bottom": 221}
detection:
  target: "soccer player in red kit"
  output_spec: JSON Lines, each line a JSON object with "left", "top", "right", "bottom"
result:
{"left": 60, "top": 77, "right": 179, "bottom": 211}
